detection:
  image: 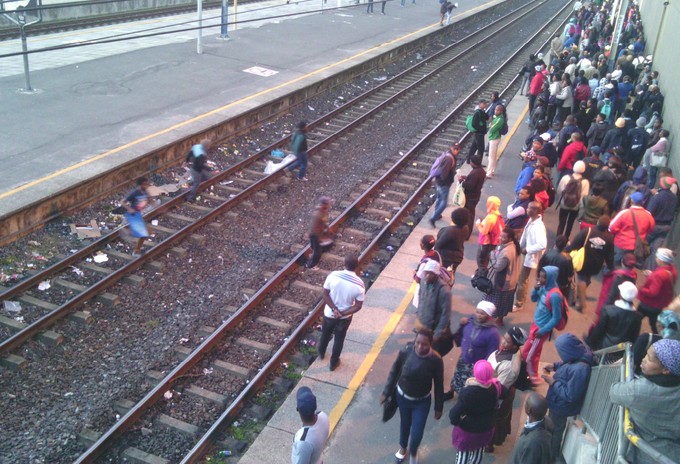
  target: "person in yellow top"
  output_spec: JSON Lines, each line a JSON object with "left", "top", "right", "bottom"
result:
{"left": 476, "top": 196, "right": 505, "bottom": 272}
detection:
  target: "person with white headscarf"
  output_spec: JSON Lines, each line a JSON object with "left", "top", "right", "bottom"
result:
{"left": 638, "top": 249, "right": 678, "bottom": 334}
{"left": 586, "top": 281, "right": 642, "bottom": 350}
{"left": 444, "top": 301, "right": 500, "bottom": 401}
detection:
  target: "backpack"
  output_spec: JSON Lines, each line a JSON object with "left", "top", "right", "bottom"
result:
{"left": 429, "top": 152, "right": 454, "bottom": 178}
{"left": 546, "top": 288, "right": 569, "bottom": 331}
{"left": 466, "top": 113, "right": 476, "bottom": 132}
{"left": 561, "top": 176, "right": 582, "bottom": 209}
{"left": 600, "top": 99, "right": 612, "bottom": 123}
{"left": 500, "top": 119, "right": 509, "bottom": 136}
{"left": 619, "top": 183, "right": 638, "bottom": 210}
{"left": 629, "top": 130, "right": 645, "bottom": 155}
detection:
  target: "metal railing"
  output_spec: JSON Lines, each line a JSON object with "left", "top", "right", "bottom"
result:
{"left": 562, "top": 342, "right": 676, "bottom": 464}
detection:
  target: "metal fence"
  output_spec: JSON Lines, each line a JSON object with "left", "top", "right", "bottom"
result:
{"left": 561, "top": 343, "right": 676, "bottom": 464}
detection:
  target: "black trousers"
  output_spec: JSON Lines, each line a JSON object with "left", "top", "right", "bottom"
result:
{"left": 318, "top": 316, "right": 353, "bottom": 363}
{"left": 467, "top": 132, "right": 485, "bottom": 162}
{"left": 557, "top": 208, "right": 579, "bottom": 239}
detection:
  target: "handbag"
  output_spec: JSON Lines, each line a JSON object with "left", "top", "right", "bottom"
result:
{"left": 569, "top": 227, "right": 591, "bottom": 272}
{"left": 630, "top": 210, "right": 650, "bottom": 264}
{"left": 649, "top": 150, "right": 668, "bottom": 168}
{"left": 382, "top": 348, "right": 408, "bottom": 423}
{"left": 471, "top": 268, "right": 494, "bottom": 294}
{"left": 451, "top": 180, "right": 466, "bottom": 208}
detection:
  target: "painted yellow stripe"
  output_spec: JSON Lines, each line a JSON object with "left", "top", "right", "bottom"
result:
{"left": 328, "top": 281, "right": 416, "bottom": 432}
{"left": 497, "top": 103, "right": 529, "bottom": 160}
{"left": 1, "top": 0, "right": 500, "bottom": 202}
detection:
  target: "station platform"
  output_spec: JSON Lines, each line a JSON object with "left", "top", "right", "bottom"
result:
{"left": 0, "top": 0, "right": 501, "bottom": 217}
{"left": 240, "top": 88, "right": 617, "bottom": 463}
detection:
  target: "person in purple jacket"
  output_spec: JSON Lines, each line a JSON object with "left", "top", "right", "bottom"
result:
{"left": 444, "top": 301, "right": 500, "bottom": 401}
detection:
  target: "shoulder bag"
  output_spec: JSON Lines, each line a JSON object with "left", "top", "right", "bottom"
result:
{"left": 630, "top": 210, "right": 650, "bottom": 264}
{"left": 569, "top": 227, "right": 591, "bottom": 272}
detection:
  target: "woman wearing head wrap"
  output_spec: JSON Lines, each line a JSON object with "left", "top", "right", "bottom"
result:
{"left": 449, "top": 360, "right": 504, "bottom": 463}
{"left": 586, "top": 281, "right": 642, "bottom": 350}
{"left": 610, "top": 339, "right": 680, "bottom": 462}
{"left": 486, "top": 327, "right": 527, "bottom": 452}
{"left": 475, "top": 197, "right": 504, "bottom": 272}
{"left": 632, "top": 310, "right": 680, "bottom": 372}
{"left": 446, "top": 302, "right": 501, "bottom": 400}
{"left": 484, "top": 228, "right": 522, "bottom": 326}
{"left": 595, "top": 252, "right": 637, "bottom": 319}
{"left": 638, "top": 248, "right": 678, "bottom": 334}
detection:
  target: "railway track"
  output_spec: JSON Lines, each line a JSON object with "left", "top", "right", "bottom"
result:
{"left": 53, "top": 0, "right": 573, "bottom": 461}
{"left": 0, "top": 0, "right": 252, "bottom": 41}
{"left": 0, "top": 0, "right": 545, "bottom": 358}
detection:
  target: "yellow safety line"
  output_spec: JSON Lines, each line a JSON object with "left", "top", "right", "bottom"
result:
{"left": 497, "top": 103, "right": 529, "bottom": 160}
{"left": 1, "top": 0, "right": 500, "bottom": 203}
{"left": 328, "top": 281, "right": 416, "bottom": 433}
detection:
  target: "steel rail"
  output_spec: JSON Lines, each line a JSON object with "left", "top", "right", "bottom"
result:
{"left": 74, "top": 1, "right": 572, "bottom": 461}
{"left": 0, "top": 0, "right": 542, "bottom": 354}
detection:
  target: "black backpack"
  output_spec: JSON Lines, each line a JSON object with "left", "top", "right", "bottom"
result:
{"left": 560, "top": 176, "right": 582, "bottom": 209}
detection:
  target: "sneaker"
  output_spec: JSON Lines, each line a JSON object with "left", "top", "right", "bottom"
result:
{"left": 297, "top": 177, "right": 309, "bottom": 182}
{"left": 512, "top": 304, "right": 522, "bottom": 312}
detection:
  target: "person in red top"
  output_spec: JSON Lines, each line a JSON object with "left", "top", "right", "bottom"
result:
{"left": 528, "top": 63, "right": 548, "bottom": 115}
{"left": 638, "top": 248, "right": 678, "bottom": 334}
{"left": 557, "top": 132, "right": 586, "bottom": 178}
{"left": 608, "top": 191, "right": 655, "bottom": 266}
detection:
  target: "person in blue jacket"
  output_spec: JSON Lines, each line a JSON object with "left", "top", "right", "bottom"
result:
{"left": 521, "top": 266, "right": 564, "bottom": 381}
{"left": 542, "top": 333, "right": 593, "bottom": 463}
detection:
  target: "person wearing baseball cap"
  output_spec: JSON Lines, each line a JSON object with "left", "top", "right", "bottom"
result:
{"left": 609, "top": 190, "right": 656, "bottom": 267}
{"left": 610, "top": 339, "right": 680, "bottom": 462}
{"left": 585, "top": 281, "right": 642, "bottom": 350}
{"left": 486, "top": 326, "right": 528, "bottom": 451}
{"left": 292, "top": 386, "right": 329, "bottom": 464}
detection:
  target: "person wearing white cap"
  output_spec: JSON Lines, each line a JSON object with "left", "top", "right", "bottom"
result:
{"left": 585, "top": 281, "right": 642, "bottom": 351}
{"left": 637, "top": 248, "right": 678, "bottom": 334}
{"left": 444, "top": 301, "right": 500, "bottom": 400}
{"left": 415, "top": 259, "right": 454, "bottom": 356}
{"left": 556, "top": 158, "right": 590, "bottom": 239}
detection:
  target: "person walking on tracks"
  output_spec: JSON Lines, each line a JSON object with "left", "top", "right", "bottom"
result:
{"left": 429, "top": 143, "right": 460, "bottom": 228}
{"left": 185, "top": 138, "right": 214, "bottom": 202}
{"left": 306, "top": 196, "right": 334, "bottom": 269}
{"left": 123, "top": 177, "right": 152, "bottom": 257}
{"left": 285, "top": 121, "right": 310, "bottom": 181}
{"left": 317, "top": 254, "right": 365, "bottom": 372}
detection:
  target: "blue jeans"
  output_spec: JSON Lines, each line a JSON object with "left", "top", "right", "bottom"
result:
{"left": 432, "top": 184, "right": 450, "bottom": 221}
{"left": 287, "top": 151, "right": 308, "bottom": 179}
{"left": 647, "top": 166, "right": 659, "bottom": 189}
{"left": 397, "top": 392, "right": 431, "bottom": 457}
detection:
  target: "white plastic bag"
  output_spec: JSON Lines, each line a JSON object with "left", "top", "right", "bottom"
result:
{"left": 263, "top": 154, "right": 298, "bottom": 174}
{"left": 451, "top": 180, "right": 466, "bottom": 208}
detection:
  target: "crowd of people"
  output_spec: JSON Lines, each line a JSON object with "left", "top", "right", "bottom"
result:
{"left": 289, "top": 2, "right": 680, "bottom": 464}
{"left": 371, "top": 1, "right": 680, "bottom": 463}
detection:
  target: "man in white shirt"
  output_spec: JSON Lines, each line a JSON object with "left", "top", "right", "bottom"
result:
{"left": 514, "top": 202, "right": 547, "bottom": 311}
{"left": 317, "top": 254, "right": 365, "bottom": 371}
{"left": 292, "top": 387, "right": 330, "bottom": 464}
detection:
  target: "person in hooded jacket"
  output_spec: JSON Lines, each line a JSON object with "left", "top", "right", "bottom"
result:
{"left": 612, "top": 165, "right": 651, "bottom": 212}
{"left": 586, "top": 281, "right": 642, "bottom": 350}
{"left": 600, "top": 117, "right": 628, "bottom": 153}
{"left": 542, "top": 333, "right": 593, "bottom": 462}
{"left": 638, "top": 248, "right": 678, "bottom": 334}
{"left": 610, "top": 339, "right": 680, "bottom": 463}
{"left": 538, "top": 235, "right": 574, "bottom": 302}
{"left": 522, "top": 266, "right": 564, "bottom": 382}
{"left": 475, "top": 196, "right": 504, "bottom": 272}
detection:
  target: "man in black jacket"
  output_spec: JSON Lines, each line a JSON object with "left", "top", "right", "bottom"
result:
{"left": 466, "top": 100, "right": 489, "bottom": 163}
{"left": 538, "top": 235, "right": 574, "bottom": 302}
{"left": 509, "top": 392, "right": 552, "bottom": 464}
{"left": 460, "top": 155, "right": 487, "bottom": 239}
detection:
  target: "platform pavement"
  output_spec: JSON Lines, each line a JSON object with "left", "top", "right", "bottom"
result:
{"left": 0, "top": 0, "right": 505, "bottom": 218}
{"left": 237, "top": 86, "right": 626, "bottom": 463}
